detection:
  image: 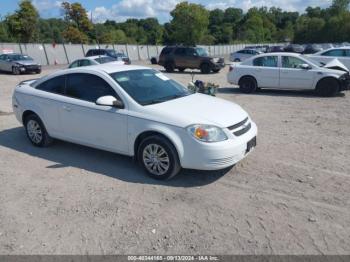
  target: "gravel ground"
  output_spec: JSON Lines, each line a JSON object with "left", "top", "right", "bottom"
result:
{"left": 0, "top": 61, "right": 349, "bottom": 255}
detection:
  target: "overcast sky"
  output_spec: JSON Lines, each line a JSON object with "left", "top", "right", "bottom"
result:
{"left": 0, "top": 0, "right": 333, "bottom": 23}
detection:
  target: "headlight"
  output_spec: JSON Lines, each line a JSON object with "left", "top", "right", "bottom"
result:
{"left": 187, "top": 124, "right": 228, "bottom": 143}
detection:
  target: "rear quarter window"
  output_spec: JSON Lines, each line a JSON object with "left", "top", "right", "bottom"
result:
{"left": 36, "top": 75, "right": 66, "bottom": 94}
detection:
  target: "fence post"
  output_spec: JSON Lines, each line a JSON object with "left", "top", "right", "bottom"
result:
{"left": 125, "top": 44, "right": 129, "bottom": 58}
{"left": 42, "top": 43, "right": 49, "bottom": 66}
{"left": 62, "top": 43, "right": 69, "bottom": 64}
{"left": 146, "top": 45, "right": 150, "bottom": 60}
{"left": 137, "top": 45, "right": 141, "bottom": 60}
{"left": 81, "top": 44, "right": 86, "bottom": 56}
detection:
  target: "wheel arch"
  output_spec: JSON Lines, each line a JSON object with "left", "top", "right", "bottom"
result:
{"left": 132, "top": 129, "right": 184, "bottom": 163}
{"left": 22, "top": 110, "right": 40, "bottom": 124}
{"left": 315, "top": 76, "right": 340, "bottom": 90}
{"left": 238, "top": 75, "right": 258, "bottom": 87}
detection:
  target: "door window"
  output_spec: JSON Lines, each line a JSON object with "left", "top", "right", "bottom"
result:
{"left": 174, "top": 48, "right": 186, "bottom": 55}
{"left": 345, "top": 49, "right": 350, "bottom": 57}
{"left": 282, "top": 56, "right": 307, "bottom": 69}
{"left": 253, "top": 56, "right": 278, "bottom": 67}
{"left": 79, "top": 60, "right": 92, "bottom": 67}
{"left": 36, "top": 75, "right": 66, "bottom": 94}
{"left": 69, "top": 60, "right": 79, "bottom": 68}
{"left": 322, "top": 49, "right": 345, "bottom": 57}
{"left": 66, "top": 73, "right": 117, "bottom": 103}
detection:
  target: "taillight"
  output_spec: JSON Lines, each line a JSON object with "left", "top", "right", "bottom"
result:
{"left": 229, "top": 66, "right": 234, "bottom": 72}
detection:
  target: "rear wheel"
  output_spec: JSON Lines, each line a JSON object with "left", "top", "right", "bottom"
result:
{"left": 178, "top": 67, "right": 186, "bottom": 72}
{"left": 36, "top": 69, "right": 41, "bottom": 74}
{"left": 212, "top": 69, "right": 220, "bottom": 73}
{"left": 316, "top": 78, "right": 339, "bottom": 97}
{"left": 24, "top": 114, "right": 53, "bottom": 147}
{"left": 200, "top": 63, "right": 211, "bottom": 74}
{"left": 12, "top": 66, "right": 20, "bottom": 75}
{"left": 239, "top": 76, "right": 257, "bottom": 94}
{"left": 234, "top": 58, "right": 241, "bottom": 62}
{"left": 165, "top": 62, "right": 175, "bottom": 73}
{"left": 138, "top": 136, "right": 181, "bottom": 180}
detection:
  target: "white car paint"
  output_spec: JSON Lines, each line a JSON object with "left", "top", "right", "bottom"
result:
{"left": 12, "top": 64, "right": 257, "bottom": 174}
{"left": 227, "top": 52, "right": 349, "bottom": 90}
{"left": 307, "top": 47, "right": 350, "bottom": 70}
{"left": 230, "top": 49, "right": 262, "bottom": 62}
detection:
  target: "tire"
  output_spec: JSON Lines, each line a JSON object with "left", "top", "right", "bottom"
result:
{"left": 138, "top": 135, "right": 181, "bottom": 180}
{"left": 12, "top": 66, "right": 20, "bottom": 75}
{"left": 234, "top": 58, "right": 241, "bottom": 62}
{"left": 164, "top": 61, "right": 175, "bottom": 73}
{"left": 36, "top": 69, "right": 41, "bottom": 74}
{"left": 24, "top": 114, "right": 53, "bottom": 147}
{"left": 151, "top": 58, "right": 157, "bottom": 65}
{"left": 212, "top": 69, "right": 220, "bottom": 73}
{"left": 178, "top": 67, "right": 186, "bottom": 72}
{"left": 200, "top": 63, "right": 211, "bottom": 74}
{"left": 315, "top": 78, "right": 340, "bottom": 97}
{"left": 239, "top": 76, "right": 257, "bottom": 94}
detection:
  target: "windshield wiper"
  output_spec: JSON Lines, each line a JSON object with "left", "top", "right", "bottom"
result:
{"left": 142, "top": 94, "right": 189, "bottom": 106}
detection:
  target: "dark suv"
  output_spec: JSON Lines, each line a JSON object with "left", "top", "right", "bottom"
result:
{"left": 86, "top": 49, "right": 131, "bottom": 64}
{"left": 158, "top": 46, "right": 225, "bottom": 74}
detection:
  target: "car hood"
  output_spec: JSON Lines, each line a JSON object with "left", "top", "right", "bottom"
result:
{"left": 141, "top": 93, "right": 249, "bottom": 128}
{"left": 322, "top": 59, "right": 349, "bottom": 72}
{"left": 15, "top": 60, "right": 38, "bottom": 66}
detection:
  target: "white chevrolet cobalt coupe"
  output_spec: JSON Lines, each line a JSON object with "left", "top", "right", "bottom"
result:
{"left": 12, "top": 65, "right": 257, "bottom": 180}
{"left": 228, "top": 53, "right": 350, "bottom": 96}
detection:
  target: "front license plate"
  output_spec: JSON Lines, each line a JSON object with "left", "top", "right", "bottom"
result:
{"left": 246, "top": 136, "right": 257, "bottom": 154}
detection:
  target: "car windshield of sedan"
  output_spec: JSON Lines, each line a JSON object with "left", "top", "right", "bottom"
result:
{"left": 10, "top": 54, "right": 33, "bottom": 61}
{"left": 109, "top": 69, "right": 191, "bottom": 105}
{"left": 95, "top": 56, "right": 117, "bottom": 64}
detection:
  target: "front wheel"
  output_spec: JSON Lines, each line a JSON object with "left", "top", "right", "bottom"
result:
{"left": 212, "top": 69, "right": 220, "bottom": 73}
{"left": 138, "top": 136, "right": 181, "bottom": 180}
{"left": 239, "top": 76, "right": 257, "bottom": 93}
{"left": 315, "top": 78, "right": 339, "bottom": 97}
{"left": 12, "top": 66, "right": 20, "bottom": 75}
{"left": 24, "top": 114, "right": 53, "bottom": 147}
{"left": 200, "top": 63, "right": 211, "bottom": 74}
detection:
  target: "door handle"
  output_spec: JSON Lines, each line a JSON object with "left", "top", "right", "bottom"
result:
{"left": 63, "top": 105, "right": 71, "bottom": 112}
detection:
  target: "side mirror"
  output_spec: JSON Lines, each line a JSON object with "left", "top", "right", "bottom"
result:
{"left": 96, "top": 96, "right": 124, "bottom": 109}
{"left": 300, "top": 64, "right": 311, "bottom": 70}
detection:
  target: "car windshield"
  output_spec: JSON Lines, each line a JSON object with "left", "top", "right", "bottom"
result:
{"left": 109, "top": 69, "right": 191, "bottom": 106}
{"left": 95, "top": 56, "right": 117, "bottom": 64}
{"left": 196, "top": 48, "right": 208, "bottom": 57}
{"left": 9, "top": 54, "right": 33, "bottom": 61}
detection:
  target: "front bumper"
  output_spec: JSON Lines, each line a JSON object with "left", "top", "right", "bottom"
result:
{"left": 180, "top": 121, "right": 258, "bottom": 170}
{"left": 18, "top": 64, "right": 41, "bottom": 73}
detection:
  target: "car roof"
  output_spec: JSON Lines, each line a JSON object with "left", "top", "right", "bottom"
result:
{"left": 83, "top": 55, "right": 111, "bottom": 60}
{"left": 256, "top": 52, "right": 302, "bottom": 57}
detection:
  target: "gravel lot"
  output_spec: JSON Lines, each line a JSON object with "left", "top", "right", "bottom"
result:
{"left": 0, "top": 61, "right": 349, "bottom": 255}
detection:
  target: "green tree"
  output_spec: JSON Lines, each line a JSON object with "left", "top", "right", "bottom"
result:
{"left": 169, "top": 2, "right": 209, "bottom": 45}
{"left": 5, "top": 0, "right": 39, "bottom": 42}
{"left": 61, "top": 2, "right": 92, "bottom": 43}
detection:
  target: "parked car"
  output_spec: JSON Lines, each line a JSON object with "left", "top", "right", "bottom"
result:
{"left": 267, "top": 45, "right": 285, "bottom": 53}
{"left": 0, "top": 53, "right": 41, "bottom": 75}
{"left": 302, "top": 44, "right": 323, "bottom": 54}
{"left": 86, "top": 49, "right": 131, "bottom": 64}
{"left": 227, "top": 52, "right": 350, "bottom": 97}
{"left": 158, "top": 46, "right": 225, "bottom": 74}
{"left": 69, "top": 56, "right": 124, "bottom": 68}
{"left": 307, "top": 47, "right": 350, "bottom": 70}
{"left": 230, "top": 49, "right": 262, "bottom": 62}
{"left": 12, "top": 64, "right": 257, "bottom": 180}
{"left": 245, "top": 45, "right": 269, "bottom": 53}
{"left": 284, "top": 44, "right": 305, "bottom": 53}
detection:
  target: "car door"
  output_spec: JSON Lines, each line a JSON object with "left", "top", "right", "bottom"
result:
{"left": 60, "top": 73, "right": 129, "bottom": 154}
{"left": 34, "top": 75, "right": 66, "bottom": 136}
{"left": 0, "top": 55, "right": 11, "bottom": 72}
{"left": 173, "top": 48, "right": 186, "bottom": 68}
{"left": 185, "top": 48, "right": 200, "bottom": 68}
{"left": 251, "top": 55, "right": 280, "bottom": 88}
{"left": 0, "top": 55, "right": 5, "bottom": 71}
{"left": 279, "top": 56, "right": 315, "bottom": 89}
